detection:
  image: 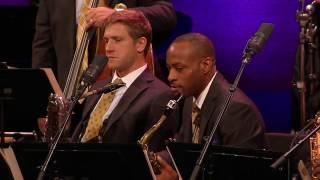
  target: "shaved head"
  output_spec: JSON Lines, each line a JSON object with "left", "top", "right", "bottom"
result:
{"left": 166, "top": 33, "right": 216, "bottom": 97}
{"left": 172, "top": 33, "right": 215, "bottom": 61}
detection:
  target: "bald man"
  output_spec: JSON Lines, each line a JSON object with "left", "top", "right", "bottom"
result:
{"left": 156, "top": 33, "right": 267, "bottom": 179}
{"left": 167, "top": 32, "right": 266, "bottom": 149}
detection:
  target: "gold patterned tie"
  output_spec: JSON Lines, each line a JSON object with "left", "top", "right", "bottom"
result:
{"left": 192, "top": 103, "right": 201, "bottom": 144}
{"left": 82, "top": 78, "right": 123, "bottom": 142}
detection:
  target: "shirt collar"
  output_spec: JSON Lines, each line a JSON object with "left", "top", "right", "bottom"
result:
{"left": 112, "top": 64, "right": 147, "bottom": 88}
{"left": 193, "top": 71, "right": 218, "bottom": 109}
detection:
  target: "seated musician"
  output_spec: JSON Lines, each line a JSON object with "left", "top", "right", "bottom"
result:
{"left": 70, "top": 10, "right": 177, "bottom": 151}
{"left": 156, "top": 33, "right": 267, "bottom": 179}
{"left": 32, "top": 0, "right": 176, "bottom": 89}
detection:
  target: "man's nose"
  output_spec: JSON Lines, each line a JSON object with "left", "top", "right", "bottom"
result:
{"left": 105, "top": 41, "right": 113, "bottom": 52}
{"left": 167, "top": 70, "right": 176, "bottom": 82}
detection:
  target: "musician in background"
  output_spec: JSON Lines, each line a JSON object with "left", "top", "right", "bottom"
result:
{"left": 71, "top": 10, "right": 177, "bottom": 151}
{"left": 156, "top": 33, "right": 267, "bottom": 179}
{"left": 32, "top": 0, "right": 176, "bottom": 88}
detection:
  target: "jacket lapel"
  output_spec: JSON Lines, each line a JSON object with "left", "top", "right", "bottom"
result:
{"left": 101, "top": 70, "right": 153, "bottom": 133}
{"left": 199, "top": 73, "right": 223, "bottom": 141}
{"left": 181, "top": 97, "right": 193, "bottom": 143}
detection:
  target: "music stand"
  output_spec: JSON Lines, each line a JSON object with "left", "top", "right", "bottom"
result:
{"left": 167, "top": 143, "right": 288, "bottom": 180}
{"left": 11, "top": 142, "right": 154, "bottom": 179}
{"left": 0, "top": 68, "right": 62, "bottom": 140}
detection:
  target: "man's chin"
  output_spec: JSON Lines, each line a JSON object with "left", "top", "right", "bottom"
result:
{"left": 170, "top": 88, "right": 182, "bottom": 96}
{"left": 107, "top": 63, "right": 119, "bottom": 70}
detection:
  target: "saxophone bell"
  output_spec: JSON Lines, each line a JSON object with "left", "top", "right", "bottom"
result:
{"left": 310, "top": 112, "right": 320, "bottom": 179}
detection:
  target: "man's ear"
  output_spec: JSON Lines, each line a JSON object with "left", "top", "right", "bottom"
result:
{"left": 200, "top": 57, "right": 213, "bottom": 74}
{"left": 136, "top": 37, "right": 147, "bottom": 54}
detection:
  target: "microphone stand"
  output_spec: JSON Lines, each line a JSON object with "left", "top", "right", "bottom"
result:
{"left": 295, "top": 0, "right": 311, "bottom": 128}
{"left": 305, "top": 3, "right": 318, "bottom": 120}
{"left": 79, "top": 82, "right": 125, "bottom": 101}
{"left": 36, "top": 84, "right": 87, "bottom": 180}
{"left": 190, "top": 47, "right": 254, "bottom": 180}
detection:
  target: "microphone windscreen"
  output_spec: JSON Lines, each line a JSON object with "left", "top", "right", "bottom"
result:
{"left": 82, "top": 55, "right": 108, "bottom": 85}
{"left": 248, "top": 23, "right": 274, "bottom": 53}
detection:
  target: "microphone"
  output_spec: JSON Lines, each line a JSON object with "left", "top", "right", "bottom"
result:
{"left": 243, "top": 23, "right": 274, "bottom": 59}
{"left": 79, "top": 55, "right": 108, "bottom": 88}
{"left": 79, "top": 82, "right": 126, "bottom": 100}
{"left": 75, "top": 55, "right": 108, "bottom": 99}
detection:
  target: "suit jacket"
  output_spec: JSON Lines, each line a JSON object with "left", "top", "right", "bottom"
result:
{"left": 72, "top": 70, "right": 177, "bottom": 150}
{"left": 175, "top": 73, "right": 266, "bottom": 149}
{"left": 32, "top": 0, "right": 176, "bottom": 88}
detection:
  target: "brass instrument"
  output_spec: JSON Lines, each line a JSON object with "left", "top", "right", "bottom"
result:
{"left": 311, "top": 112, "right": 320, "bottom": 179}
{"left": 138, "top": 95, "right": 183, "bottom": 177}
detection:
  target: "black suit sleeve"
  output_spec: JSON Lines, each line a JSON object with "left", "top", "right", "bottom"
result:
{"left": 32, "top": 0, "right": 56, "bottom": 71}
{"left": 218, "top": 102, "right": 266, "bottom": 149}
{"left": 133, "top": 0, "right": 176, "bottom": 35}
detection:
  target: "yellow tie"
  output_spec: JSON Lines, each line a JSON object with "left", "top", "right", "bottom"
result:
{"left": 192, "top": 103, "right": 201, "bottom": 144}
{"left": 76, "top": 0, "right": 91, "bottom": 80}
{"left": 82, "top": 78, "right": 123, "bottom": 142}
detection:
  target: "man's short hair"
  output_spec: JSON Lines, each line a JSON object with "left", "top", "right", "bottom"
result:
{"left": 173, "top": 33, "right": 215, "bottom": 59}
{"left": 104, "top": 10, "right": 152, "bottom": 55}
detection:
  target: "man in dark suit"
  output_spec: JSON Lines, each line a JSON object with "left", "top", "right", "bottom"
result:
{"left": 32, "top": 0, "right": 176, "bottom": 88}
{"left": 71, "top": 10, "right": 175, "bottom": 148}
{"left": 166, "top": 32, "right": 266, "bottom": 148}
{"left": 155, "top": 32, "right": 266, "bottom": 179}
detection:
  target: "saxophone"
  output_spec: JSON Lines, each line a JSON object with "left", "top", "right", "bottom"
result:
{"left": 311, "top": 112, "right": 320, "bottom": 179}
{"left": 138, "top": 95, "right": 183, "bottom": 176}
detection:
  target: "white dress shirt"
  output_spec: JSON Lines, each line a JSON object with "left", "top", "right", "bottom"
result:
{"left": 76, "top": 0, "right": 84, "bottom": 24}
{"left": 193, "top": 72, "right": 218, "bottom": 109}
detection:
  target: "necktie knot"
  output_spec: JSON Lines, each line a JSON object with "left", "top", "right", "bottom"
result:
{"left": 192, "top": 103, "right": 200, "bottom": 123}
{"left": 192, "top": 102, "right": 200, "bottom": 112}
{"left": 113, "top": 78, "right": 124, "bottom": 84}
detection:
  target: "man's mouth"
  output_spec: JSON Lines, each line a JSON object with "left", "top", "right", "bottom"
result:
{"left": 169, "top": 84, "right": 180, "bottom": 93}
{"left": 107, "top": 56, "right": 117, "bottom": 60}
